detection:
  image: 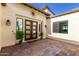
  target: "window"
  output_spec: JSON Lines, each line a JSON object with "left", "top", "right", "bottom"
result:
{"left": 53, "top": 20, "right": 68, "bottom": 34}
{"left": 16, "top": 18, "right": 23, "bottom": 31}
{"left": 59, "top": 21, "right": 68, "bottom": 33}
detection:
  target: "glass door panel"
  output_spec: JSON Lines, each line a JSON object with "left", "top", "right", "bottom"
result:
{"left": 26, "top": 26, "right": 30, "bottom": 29}
{"left": 26, "top": 30, "right": 30, "bottom": 34}
{"left": 33, "top": 26, "right": 36, "bottom": 30}
{"left": 26, "top": 35, "right": 30, "bottom": 39}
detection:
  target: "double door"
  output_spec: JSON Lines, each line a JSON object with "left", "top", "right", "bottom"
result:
{"left": 25, "top": 20, "right": 37, "bottom": 40}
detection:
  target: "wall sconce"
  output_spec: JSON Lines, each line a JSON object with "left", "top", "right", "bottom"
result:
{"left": 45, "top": 25, "right": 47, "bottom": 28}
{"left": 1, "top": 3, "right": 6, "bottom": 6}
{"left": 31, "top": 11, "right": 35, "bottom": 16}
{"left": 6, "top": 20, "right": 11, "bottom": 26}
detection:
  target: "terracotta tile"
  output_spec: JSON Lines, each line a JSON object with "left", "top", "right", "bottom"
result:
{"left": 0, "top": 39, "right": 79, "bottom": 56}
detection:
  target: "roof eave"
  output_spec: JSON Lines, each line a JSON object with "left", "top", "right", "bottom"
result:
{"left": 22, "top": 3, "right": 50, "bottom": 16}
{"left": 41, "top": 5, "right": 55, "bottom": 15}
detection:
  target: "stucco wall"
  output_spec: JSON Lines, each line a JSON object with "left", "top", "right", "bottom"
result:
{"left": 1, "top": 3, "right": 47, "bottom": 48}
{"left": 47, "top": 19, "right": 51, "bottom": 34}
{"left": 0, "top": 4, "right": 2, "bottom": 50}
{"left": 1, "top": 4, "right": 16, "bottom": 47}
{"left": 49, "top": 12, "right": 79, "bottom": 42}
{"left": 44, "top": 9, "right": 54, "bottom": 35}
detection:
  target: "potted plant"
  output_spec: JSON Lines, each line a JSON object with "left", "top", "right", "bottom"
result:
{"left": 16, "top": 30, "right": 24, "bottom": 45}
{"left": 39, "top": 32, "right": 43, "bottom": 39}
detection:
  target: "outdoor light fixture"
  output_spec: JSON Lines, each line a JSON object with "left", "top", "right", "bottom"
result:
{"left": 6, "top": 19, "right": 11, "bottom": 26}
{"left": 31, "top": 11, "right": 35, "bottom": 16}
{"left": 1, "top": 3, "right": 6, "bottom": 6}
{"left": 45, "top": 25, "right": 47, "bottom": 28}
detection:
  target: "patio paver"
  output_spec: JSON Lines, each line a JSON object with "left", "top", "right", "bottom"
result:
{"left": 0, "top": 38, "right": 79, "bottom": 56}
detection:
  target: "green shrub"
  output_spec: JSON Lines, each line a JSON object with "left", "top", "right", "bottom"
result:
{"left": 39, "top": 32, "right": 43, "bottom": 39}
{"left": 16, "top": 31, "right": 24, "bottom": 44}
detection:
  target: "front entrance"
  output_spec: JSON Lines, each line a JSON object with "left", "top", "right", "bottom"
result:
{"left": 25, "top": 20, "right": 38, "bottom": 40}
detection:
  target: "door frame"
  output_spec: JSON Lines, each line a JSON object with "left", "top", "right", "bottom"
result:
{"left": 25, "top": 20, "right": 38, "bottom": 40}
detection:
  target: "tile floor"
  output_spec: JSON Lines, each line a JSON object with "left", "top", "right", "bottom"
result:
{"left": 0, "top": 38, "right": 79, "bottom": 56}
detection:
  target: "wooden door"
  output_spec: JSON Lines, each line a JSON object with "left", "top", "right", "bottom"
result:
{"left": 25, "top": 20, "right": 37, "bottom": 40}
{"left": 25, "top": 20, "right": 31, "bottom": 40}
{"left": 31, "top": 21, "right": 37, "bottom": 39}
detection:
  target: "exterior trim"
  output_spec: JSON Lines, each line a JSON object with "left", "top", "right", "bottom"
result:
{"left": 51, "top": 10, "right": 79, "bottom": 18}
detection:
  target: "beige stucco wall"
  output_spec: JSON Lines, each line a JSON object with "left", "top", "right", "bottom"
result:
{"left": 0, "top": 4, "right": 2, "bottom": 50}
{"left": 43, "top": 9, "right": 54, "bottom": 35}
{"left": 1, "top": 3, "right": 47, "bottom": 48}
{"left": 46, "top": 19, "right": 51, "bottom": 34}
{"left": 49, "top": 12, "right": 79, "bottom": 42}
{"left": 1, "top": 4, "right": 16, "bottom": 47}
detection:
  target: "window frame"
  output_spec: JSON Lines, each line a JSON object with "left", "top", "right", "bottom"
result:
{"left": 53, "top": 20, "right": 68, "bottom": 34}
{"left": 16, "top": 18, "right": 23, "bottom": 31}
